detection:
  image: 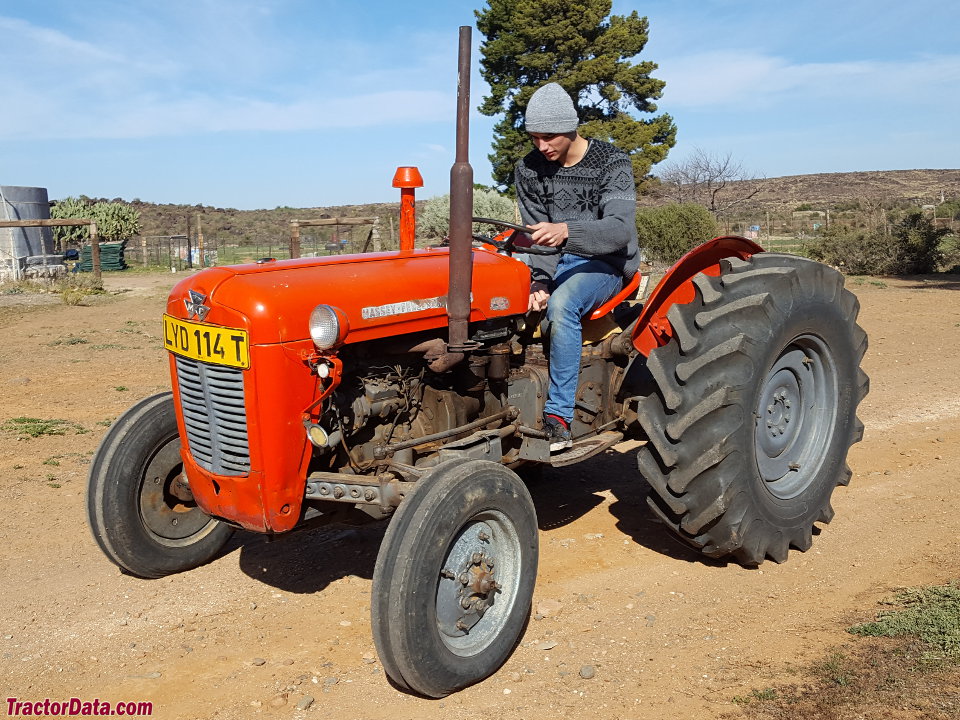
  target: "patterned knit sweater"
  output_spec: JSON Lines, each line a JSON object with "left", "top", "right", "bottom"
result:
{"left": 515, "top": 138, "right": 639, "bottom": 285}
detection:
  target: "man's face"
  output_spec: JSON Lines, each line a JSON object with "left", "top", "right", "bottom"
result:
{"left": 529, "top": 132, "right": 575, "bottom": 164}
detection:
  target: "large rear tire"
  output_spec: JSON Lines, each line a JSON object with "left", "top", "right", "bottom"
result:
{"left": 371, "top": 460, "right": 538, "bottom": 697}
{"left": 87, "top": 392, "right": 234, "bottom": 578}
{"left": 637, "top": 254, "right": 868, "bottom": 565}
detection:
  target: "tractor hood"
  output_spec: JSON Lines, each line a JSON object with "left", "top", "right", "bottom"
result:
{"left": 165, "top": 248, "right": 530, "bottom": 346}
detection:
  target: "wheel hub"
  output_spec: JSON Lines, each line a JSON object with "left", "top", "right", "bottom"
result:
{"left": 139, "top": 439, "right": 211, "bottom": 541}
{"left": 436, "top": 523, "right": 504, "bottom": 638}
{"left": 754, "top": 336, "right": 838, "bottom": 498}
{"left": 765, "top": 388, "right": 793, "bottom": 436}
{"left": 459, "top": 552, "right": 499, "bottom": 611}
{"left": 759, "top": 374, "right": 800, "bottom": 451}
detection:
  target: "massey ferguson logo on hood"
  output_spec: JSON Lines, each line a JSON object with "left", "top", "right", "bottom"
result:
{"left": 184, "top": 290, "right": 210, "bottom": 322}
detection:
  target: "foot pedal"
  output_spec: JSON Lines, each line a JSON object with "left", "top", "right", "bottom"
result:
{"left": 549, "top": 431, "right": 623, "bottom": 467}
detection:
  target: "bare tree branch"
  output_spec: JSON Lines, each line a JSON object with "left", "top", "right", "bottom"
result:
{"left": 655, "top": 148, "right": 765, "bottom": 217}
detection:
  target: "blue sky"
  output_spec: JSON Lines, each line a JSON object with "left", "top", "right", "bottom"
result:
{"left": 1, "top": 1, "right": 957, "bottom": 209}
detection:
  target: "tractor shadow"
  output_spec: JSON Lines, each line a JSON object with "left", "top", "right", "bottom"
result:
{"left": 232, "top": 516, "right": 385, "bottom": 595}
{"left": 527, "top": 442, "right": 730, "bottom": 568}
{"left": 887, "top": 274, "right": 960, "bottom": 291}
{"left": 231, "top": 441, "right": 730, "bottom": 594}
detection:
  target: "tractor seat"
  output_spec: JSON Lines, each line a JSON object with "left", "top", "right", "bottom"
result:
{"left": 580, "top": 272, "right": 649, "bottom": 345}
{"left": 589, "top": 272, "right": 644, "bottom": 321}
{"left": 531, "top": 272, "right": 650, "bottom": 344}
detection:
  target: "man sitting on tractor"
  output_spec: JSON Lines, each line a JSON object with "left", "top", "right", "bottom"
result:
{"left": 515, "top": 82, "right": 641, "bottom": 451}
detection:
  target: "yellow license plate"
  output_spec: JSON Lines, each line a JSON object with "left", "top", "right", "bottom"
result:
{"left": 163, "top": 314, "right": 250, "bottom": 369}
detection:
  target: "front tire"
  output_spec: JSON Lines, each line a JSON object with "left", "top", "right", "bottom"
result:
{"left": 637, "top": 254, "right": 868, "bottom": 565}
{"left": 87, "top": 392, "right": 234, "bottom": 578}
{"left": 371, "top": 460, "right": 538, "bottom": 697}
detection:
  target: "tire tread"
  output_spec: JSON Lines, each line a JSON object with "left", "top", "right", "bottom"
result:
{"left": 636, "top": 253, "right": 868, "bottom": 564}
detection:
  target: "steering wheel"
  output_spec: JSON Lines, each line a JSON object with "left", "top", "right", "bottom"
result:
{"left": 471, "top": 216, "right": 561, "bottom": 256}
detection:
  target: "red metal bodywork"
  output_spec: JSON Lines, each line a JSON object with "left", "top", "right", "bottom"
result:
{"left": 165, "top": 247, "right": 530, "bottom": 533}
{"left": 164, "top": 235, "right": 762, "bottom": 534}
{"left": 631, "top": 236, "right": 764, "bottom": 356}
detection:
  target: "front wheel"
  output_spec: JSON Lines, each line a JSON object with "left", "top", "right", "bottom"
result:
{"left": 637, "top": 253, "right": 868, "bottom": 565}
{"left": 86, "top": 392, "right": 234, "bottom": 578}
{"left": 371, "top": 460, "right": 538, "bottom": 697}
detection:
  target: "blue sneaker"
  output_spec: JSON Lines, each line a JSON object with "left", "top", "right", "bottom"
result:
{"left": 543, "top": 414, "right": 572, "bottom": 452}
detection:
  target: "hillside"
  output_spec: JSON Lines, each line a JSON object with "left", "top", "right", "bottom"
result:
{"left": 721, "top": 168, "right": 960, "bottom": 213}
{"left": 76, "top": 169, "right": 960, "bottom": 247}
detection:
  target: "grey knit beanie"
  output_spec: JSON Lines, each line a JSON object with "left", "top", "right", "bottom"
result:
{"left": 524, "top": 82, "right": 578, "bottom": 133}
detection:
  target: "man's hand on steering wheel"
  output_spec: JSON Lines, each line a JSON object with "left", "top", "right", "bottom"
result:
{"left": 471, "top": 217, "right": 562, "bottom": 256}
{"left": 527, "top": 221, "right": 568, "bottom": 248}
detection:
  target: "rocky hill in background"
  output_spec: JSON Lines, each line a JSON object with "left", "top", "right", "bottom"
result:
{"left": 641, "top": 169, "right": 960, "bottom": 216}
{"left": 722, "top": 169, "right": 960, "bottom": 213}
{"left": 77, "top": 169, "right": 959, "bottom": 245}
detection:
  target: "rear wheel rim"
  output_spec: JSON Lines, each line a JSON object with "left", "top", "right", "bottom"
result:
{"left": 754, "top": 334, "right": 838, "bottom": 498}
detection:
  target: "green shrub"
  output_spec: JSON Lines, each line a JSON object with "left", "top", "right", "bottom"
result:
{"left": 50, "top": 197, "right": 141, "bottom": 247}
{"left": 809, "top": 212, "right": 949, "bottom": 274}
{"left": 936, "top": 200, "right": 960, "bottom": 221}
{"left": 940, "top": 232, "right": 960, "bottom": 272}
{"left": 50, "top": 197, "right": 92, "bottom": 249}
{"left": 635, "top": 203, "right": 719, "bottom": 263}
{"left": 848, "top": 582, "right": 960, "bottom": 661}
{"left": 807, "top": 227, "right": 898, "bottom": 274}
{"left": 419, "top": 189, "right": 516, "bottom": 241}
{"left": 89, "top": 201, "right": 141, "bottom": 243}
{"left": 894, "top": 212, "right": 950, "bottom": 273}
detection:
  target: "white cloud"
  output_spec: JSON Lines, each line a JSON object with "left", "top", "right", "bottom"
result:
{"left": 0, "top": 16, "right": 118, "bottom": 63}
{"left": 0, "top": 88, "right": 452, "bottom": 140}
{"left": 658, "top": 51, "right": 960, "bottom": 111}
{"left": 0, "top": 10, "right": 457, "bottom": 140}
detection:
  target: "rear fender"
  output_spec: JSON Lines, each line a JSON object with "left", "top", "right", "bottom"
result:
{"left": 631, "top": 236, "right": 764, "bottom": 356}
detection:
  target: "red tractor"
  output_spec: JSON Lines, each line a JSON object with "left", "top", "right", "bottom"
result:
{"left": 86, "top": 28, "right": 867, "bottom": 697}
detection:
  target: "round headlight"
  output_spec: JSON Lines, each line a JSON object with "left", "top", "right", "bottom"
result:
{"left": 309, "top": 304, "right": 347, "bottom": 350}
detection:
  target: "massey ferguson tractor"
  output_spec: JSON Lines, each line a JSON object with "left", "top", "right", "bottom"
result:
{"left": 87, "top": 27, "right": 867, "bottom": 697}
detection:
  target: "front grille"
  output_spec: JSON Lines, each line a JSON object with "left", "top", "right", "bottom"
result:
{"left": 174, "top": 356, "right": 250, "bottom": 476}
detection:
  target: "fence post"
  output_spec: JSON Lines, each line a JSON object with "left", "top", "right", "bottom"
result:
{"left": 372, "top": 217, "right": 382, "bottom": 251}
{"left": 290, "top": 222, "right": 301, "bottom": 259}
{"left": 90, "top": 222, "right": 101, "bottom": 283}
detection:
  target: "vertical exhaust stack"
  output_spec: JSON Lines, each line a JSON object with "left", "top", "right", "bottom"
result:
{"left": 447, "top": 25, "right": 476, "bottom": 353}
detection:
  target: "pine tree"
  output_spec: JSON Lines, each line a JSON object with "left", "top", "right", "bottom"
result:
{"left": 475, "top": 0, "right": 677, "bottom": 192}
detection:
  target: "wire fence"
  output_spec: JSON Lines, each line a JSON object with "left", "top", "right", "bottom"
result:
{"left": 717, "top": 210, "right": 959, "bottom": 258}
{"left": 70, "top": 209, "right": 960, "bottom": 273}
{"left": 124, "top": 227, "right": 398, "bottom": 271}
{"left": 755, "top": 235, "right": 807, "bottom": 254}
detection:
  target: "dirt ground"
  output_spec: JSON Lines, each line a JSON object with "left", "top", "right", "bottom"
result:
{"left": 1, "top": 270, "right": 959, "bottom": 720}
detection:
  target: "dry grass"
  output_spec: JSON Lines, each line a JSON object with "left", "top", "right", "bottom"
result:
{"left": 730, "top": 583, "right": 960, "bottom": 720}
{"left": 1, "top": 417, "right": 89, "bottom": 438}
{"left": 0, "top": 275, "right": 105, "bottom": 305}
{"left": 730, "top": 639, "right": 960, "bottom": 719}
{"left": 850, "top": 584, "right": 960, "bottom": 661}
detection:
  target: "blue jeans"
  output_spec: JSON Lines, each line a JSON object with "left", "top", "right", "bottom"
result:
{"left": 541, "top": 254, "right": 623, "bottom": 421}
